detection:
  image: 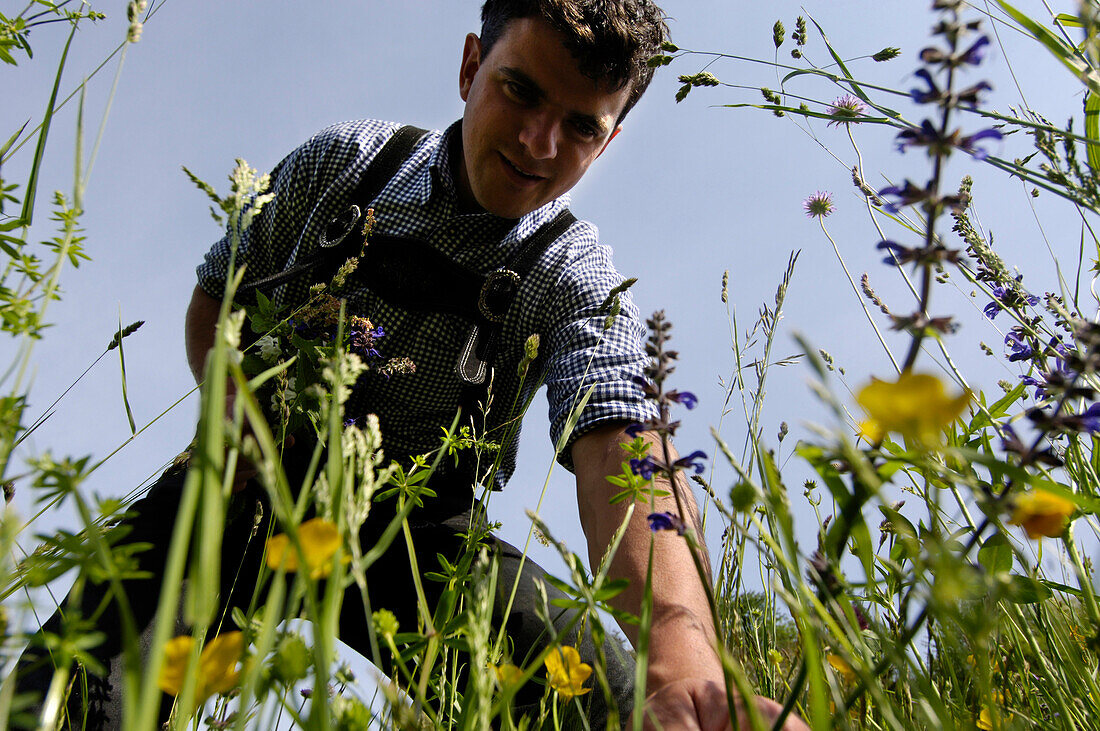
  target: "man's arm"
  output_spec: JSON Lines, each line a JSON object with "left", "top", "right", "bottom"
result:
{"left": 186, "top": 284, "right": 222, "bottom": 385}
{"left": 573, "top": 422, "right": 808, "bottom": 730}
{"left": 185, "top": 284, "right": 262, "bottom": 489}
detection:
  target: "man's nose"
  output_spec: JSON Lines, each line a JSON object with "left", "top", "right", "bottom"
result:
{"left": 518, "top": 112, "right": 559, "bottom": 160}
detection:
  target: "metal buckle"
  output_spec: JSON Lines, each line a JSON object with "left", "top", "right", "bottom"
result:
{"left": 478, "top": 269, "right": 520, "bottom": 323}
{"left": 319, "top": 204, "right": 361, "bottom": 249}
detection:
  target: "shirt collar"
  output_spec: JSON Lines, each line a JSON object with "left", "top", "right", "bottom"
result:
{"left": 425, "top": 120, "right": 463, "bottom": 207}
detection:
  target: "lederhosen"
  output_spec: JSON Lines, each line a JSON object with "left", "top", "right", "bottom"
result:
{"left": 16, "top": 126, "right": 634, "bottom": 730}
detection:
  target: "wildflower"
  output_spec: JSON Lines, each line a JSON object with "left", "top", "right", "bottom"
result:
{"left": 857, "top": 372, "right": 971, "bottom": 444}
{"left": 494, "top": 663, "right": 524, "bottom": 688}
{"left": 877, "top": 240, "right": 960, "bottom": 267}
{"left": 647, "top": 511, "right": 686, "bottom": 534}
{"left": 1009, "top": 488, "right": 1075, "bottom": 539}
{"left": 877, "top": 180, "right": 932, "bottom": 213}
{"left": 629, "top": 456, "right": 659, "bottom": 480}
{"left": 256, "top": 334, "right": 281, "bottom": 363}
{"left": 158, "top": 632, "right": 244, "bottom": 703}
{"left": 372, "top": 609, "right": 399, "bottom": 637}
{"left": 544, "top": 646, "right": 591, "bottom": 699}
{"left": 895, "top": 120, "right": 1002, "bottom": 159}
{"left": 666, "top": 390, "right": 698, "bottom": 409}
{"left": 909, "top": 68, "right": 991, "bottom": 107}
{"left": 768, "top": 649, "right": 784, "bottom": 667}
{"left": 803, "top": 191, "right": 834, "bottom": 218}
{"left": 624, "top": 422, "right": 648, "bottom": 438}
{"left": 983, "top": 285, "right": 1039, "bottom": 319}
{"left": 977, "top": 708, "right": 993, "bottom": 730}
{"left": 957, "top": 128, "right": 1002, "bottom": 160}
{"left": 265, "top": 517, "right": 343, "bottom": 579}
{"left": 910, "top": 68, "right": 943, "bottom": 104}
{"left": 826, "top": 653, "right": 857, "bottom": 684}
{"left": 826, "top": 94, "right": 866, "bottom": 125}
{"left": 674, "top": 449, "right": 708, "bottom": 474}
{"left": 1004, "top": 331, "right": 1033, "bottom": 362}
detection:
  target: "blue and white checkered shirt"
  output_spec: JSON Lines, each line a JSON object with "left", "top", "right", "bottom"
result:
{"left": 197, "top": 119, "right": 656, "bottom": 489}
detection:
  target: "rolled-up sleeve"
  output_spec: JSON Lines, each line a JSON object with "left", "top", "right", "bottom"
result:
{"left": 542, "top": 231, "right": 658, "bottom": 471}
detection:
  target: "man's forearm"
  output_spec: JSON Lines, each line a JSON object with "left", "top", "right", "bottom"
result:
{"left": 573, "top": 424, "right": 723, "bottom": 686}
{"left": 185, "top": 284, "right": 222, "bottom": 385}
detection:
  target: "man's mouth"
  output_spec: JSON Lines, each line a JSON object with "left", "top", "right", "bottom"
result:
{"left": 500, "top": 153, "right": 544, "bottom": 180}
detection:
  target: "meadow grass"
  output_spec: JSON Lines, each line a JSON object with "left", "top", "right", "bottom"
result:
{"left": 5, "top": 1, "right": 1100, "bottom": 729}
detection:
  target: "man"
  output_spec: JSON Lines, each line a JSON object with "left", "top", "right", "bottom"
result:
{"left": 23, "top": 1, "right": 808, "bottom": 728}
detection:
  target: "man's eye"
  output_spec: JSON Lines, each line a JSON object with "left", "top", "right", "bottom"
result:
{"left": 573, "top": 121, "right": 598, "bottom": 138}
{"left": 505, "top": 81, "right": 534, "bottom": 102}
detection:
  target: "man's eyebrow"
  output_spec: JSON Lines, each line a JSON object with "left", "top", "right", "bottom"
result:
{"left": 500, "top": 67, "right": 611, "bottom": 136}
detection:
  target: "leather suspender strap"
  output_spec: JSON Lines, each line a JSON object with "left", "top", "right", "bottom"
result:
{"left": 455, "top": 208, "right": 576, "bottom": 385}
{"left": 238, "top": 125, "right": 429, "bottom": 297}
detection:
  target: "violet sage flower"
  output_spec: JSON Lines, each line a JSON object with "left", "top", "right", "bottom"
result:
{"left": 647, "top": 511, "right": 686, "bottom": 534}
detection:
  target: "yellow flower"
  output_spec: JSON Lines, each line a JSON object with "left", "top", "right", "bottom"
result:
{"left": 494, "top": 663, "right": 524, "bottom": 688}
{"left": 826, "top": 653, "right": 857, "bottom": 684}
{"left": 977, "top": 707, "right": 993, "bottom": 730}
{"left": 768, "top": 649, "right": 784, "bottom": 667}
{"left": 544, "top": 646, "right": 591, "bottom": 699}
{"left": 265, "top": 517, "right": 343, "bottom": 578}
{"left": 1009, "top": 488, "right": 1075, "bottom": 539}
{"left": 158, "top": 632, "right": 244, "bottom": 704}
{"left": 857, "top": 373, "right": 970, "bottom": 445}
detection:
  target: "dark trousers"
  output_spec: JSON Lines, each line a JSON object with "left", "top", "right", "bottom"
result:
{"left": 15, "top": 458, "right": 635, "bottom": 730}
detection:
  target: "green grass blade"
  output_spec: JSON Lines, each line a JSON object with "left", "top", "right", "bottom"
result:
{"left": 115, "top": 315, "right": 136, "bottom": 435}
{"left": 1086, "top": 91, "right": 1100, "bottom": 173}
{"left": 994, "top": 0, "right": 1100, "bottom": 95}
{"left": 806, "top": 15, "right": 868, "bottom": 102}
{"left": 20, "top": 16, "right": 77, "bottom": 227}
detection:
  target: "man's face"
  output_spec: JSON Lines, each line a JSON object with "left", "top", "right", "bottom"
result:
{"left": 457, "top": 17, "right": 631, "bottom": 219}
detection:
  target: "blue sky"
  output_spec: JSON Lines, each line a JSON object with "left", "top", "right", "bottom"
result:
{"left": 3, "top": 0, "right": 1090, "bottom": 674}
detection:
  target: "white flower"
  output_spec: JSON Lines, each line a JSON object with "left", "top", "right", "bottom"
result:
{"left": 257, "top": 335, "right": 282, "bottom": 364}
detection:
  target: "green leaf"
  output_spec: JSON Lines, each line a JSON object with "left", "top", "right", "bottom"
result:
{"left": 805, "top": 15, "right": 869, "bottom": 103}
{"left": 1054, "top": 13, "right": 1085, "bottom": 28}
{"left": 1085, "top": 91, "right": 1100, "bottom": 173}
{"left": 994, "top": 0, "right": 1100, "bottom": 95}
{"left": 977, "top": 533, "right": 1013, "bottom": 575}
{"left": 1006, "top": 574, "right": 1053, "bottom": 604}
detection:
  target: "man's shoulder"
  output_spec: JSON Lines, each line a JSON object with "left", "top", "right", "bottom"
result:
{"left": 295, "top": 119, "right": 409, "bottom": 161}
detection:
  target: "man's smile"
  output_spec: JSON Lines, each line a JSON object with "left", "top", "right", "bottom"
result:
{"left": 499, "top": 151, "right": 546, "bottom": 181}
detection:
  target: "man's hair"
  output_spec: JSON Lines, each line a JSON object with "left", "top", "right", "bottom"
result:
{"left": 479, "top": 0, "right": 668, "bottom": 124}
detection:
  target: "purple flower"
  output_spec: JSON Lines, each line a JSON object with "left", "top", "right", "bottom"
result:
{"left": 630, "top": 457, "right": 659, "bottom": 480}
{"left": 625, "top": 422, "right": 647, "bottom": 438}
{"left": 877, "top": 181, "right": 930, "bottom": 214}
{"left": 910, "top": 69, "right": 941, "bottom": 104}
{"left": 959, "top": 36, "right": 990, "bottom": 66}
{"left": 803, "top": 191, "right": 835, "bottom": 218}
{"left": 825, "top": 94, "right": 866, "bottom": 126}
{"left": 647, "top": 511, "right": 686, "bottom": 534}
{"left": 674, "top": 450, "right": 708, "bottom": 474}
{"left": 895, "top": 119, "right": 940, "bottom": 154}
{"left": 1020, "top": 374, "right": 1047, "bottom": 400}
{"left": 959, "top": 128, "right": 1002, "bottom": 160}
{"left": 668, "top": 390, "right": 698, "bottom": 409}
{"left": 1005, "top": 331, "right": 1033, "bottom": 362}
{"left": 1080, "top": 403, "right": 1100, "bottom": 433}
{"left": 986, "top": 285, "right": 1040, "bottom": 319}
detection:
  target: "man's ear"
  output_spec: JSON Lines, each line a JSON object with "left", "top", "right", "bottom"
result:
{"left": 596, "top": 126, "right": 622, "bottom": 158}
{"left": 459, "top": 33, "right": 482, "bottom": 102}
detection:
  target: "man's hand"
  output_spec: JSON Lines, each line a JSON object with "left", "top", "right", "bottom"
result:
{"left": 632, "top": 677, "right": 810, "bottom": 730}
